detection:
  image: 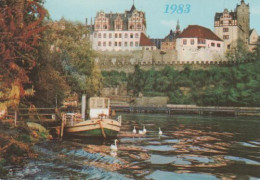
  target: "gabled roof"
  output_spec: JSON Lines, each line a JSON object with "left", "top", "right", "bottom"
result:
{"left": 215, "top": 12, "right": 237, "bottom": 21}
{"left": 178, "top": 25, "right": 223, "bottom": 41}
{"left": 140, "top": 33, "right": 155, "bottom": 46}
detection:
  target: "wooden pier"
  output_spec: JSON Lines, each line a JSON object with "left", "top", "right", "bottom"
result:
{"left": 111, "top": 105, "right": 260, "bottom": 116}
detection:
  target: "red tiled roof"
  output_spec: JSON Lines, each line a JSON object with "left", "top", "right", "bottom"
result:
{"left": 178, "top": 25, "right": 222, "bottom": 41}
{"left": 140, "top": 33, "right": 155, "bottom": 46}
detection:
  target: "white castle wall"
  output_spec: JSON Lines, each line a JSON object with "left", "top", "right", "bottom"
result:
{"left": 176, "top": 38, "right": 224, "bottom": 62}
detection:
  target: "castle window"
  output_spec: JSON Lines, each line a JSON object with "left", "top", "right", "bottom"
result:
{"left": 198, "top": 38, "right": 206, "bottom": 44}
{"left": 125, "top": 33, "right": 128, "bottom": 38}
{"left": 137, "top": 24, "right": 141, "bottom": 29}
{"left": 109, "top": 42, "right": 112, "bottom": 46}
{"left": 98, "top": 42, "right": 101, "bottom": 46}
{"left": 98, "top": 33, "right": 101, "bottom": 38}
{"left": 119, "top": 42, "right": 122, "bottom": 46}
{"left": 211, "top": 42, "right": 215, "bottom": 47}
{"left": 223, "top": 35, "right": 229, "bottom": 39}
{"left": 183, "top": 39, "right": 187, "bottom": 45}
{"left": 109, "top": 33, "right": 112, "bottom": 38}
{"left": 115, "top": 33, "right": 118, "bottom": 38}
{"left": 130, "top": 42, "right": 133, "bottom": 47}
{"left": 227, "top": 44, "right": 230, "bottom": 49}
{"left": 115, "top": 42, "right": 117, "bottom": 46}
{"left": 116, "top": 25, "right": 120, "bottom": 30}
{"left": 135, "top": 42, "right": 138, "bottom": 46}
{"left": 217, "top": 43, "right": 221, "bottom": 47}
{"left": 119, "top": 33, "right": 122, "bottom": 38}
{"left": 103, "top": 42, "right": 106, "bottom": 46}
{"left": 124, "top": 42, "right": 128, "bottom": 46}
{"left": 223, "top": 28, "right": 229, "bottom": 32}
{"left": 103, "top": 25, "right": 107, "bottom": 29}
{"left": 135, "top": 33, "right": 139, "bottom": 38}
{"left": 103, "top": 33, "right": 106, "bottom": 38}
{"left": 190, "top": 39, "right": 194, "bottom": 45}
{"left": 130, "top": 33, "right": 133, "bottom": 38}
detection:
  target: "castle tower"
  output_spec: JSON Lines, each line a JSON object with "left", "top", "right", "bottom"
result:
{"left": 214, "top": 0, "right": 250, "bottom": 51}
{"left": 236, "top": 0, "right": 250, "bottom": 44}
{"left": 176, "top": 19, "right": 180, "bottom": 33}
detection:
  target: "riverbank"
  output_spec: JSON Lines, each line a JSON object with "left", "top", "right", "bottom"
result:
{"left": 0, "top": 121, "right": 52, "bottom": 178}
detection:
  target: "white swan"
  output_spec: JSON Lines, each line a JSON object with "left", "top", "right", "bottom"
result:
{"left": 133, "top": 126, "right": 136, "bottom": 134}
{"left": 110, "top": 139, "right": 118, "bottom": 151}
{"left": 143, "top": 126, "right": 147, "bottom": 134}
{"left": 159, "top": 127, "right": 163, "bottom": 135}
{"left": 139, "top": 129, "right": 144, "bottom": 134}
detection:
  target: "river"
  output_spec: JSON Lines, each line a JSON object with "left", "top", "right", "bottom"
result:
{"left": 7, "top": 113, "right": 260, "bottom": 179}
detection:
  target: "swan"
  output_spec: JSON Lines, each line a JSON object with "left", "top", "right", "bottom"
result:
{"left": 139, "top": 129, "right": 144, "bottom": 134}
{"left": 143, "top": 126, "right": 147, "bottom": 134}
{"left": 110, "top": 139, "right": 118, "bottom": 151}
{"left": 159, "top": 127, "right": 163, "bottom": 135}
{"left": 133, "top": 126, "right": 136, "bottom": 134}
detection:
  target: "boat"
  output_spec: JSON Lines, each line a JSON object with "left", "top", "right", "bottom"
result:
{"left": 62, "top": 97, "right": 121, "bottom": 138}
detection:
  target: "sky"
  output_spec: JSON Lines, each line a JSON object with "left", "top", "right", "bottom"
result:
{"left": 44, "top": 0, "right": 260, "bottom": 38}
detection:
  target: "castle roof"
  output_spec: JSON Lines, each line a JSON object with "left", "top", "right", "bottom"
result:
{"left": 214, "top": 12, "right": 237, "bottom": 21}
{"left": 130, "top": 4, "right": 136, "bottom": 12}
{"left": 178, "top": 25, "right": 223, "bottom": 41}
{"left": 163, "top": 30, "right": 180, "bottom": 42}
{"left": 97, "top": 5, "right": 145, "bottom": 31}
{"left": 151, "top": 39, "right": 163, "bottom": 49}
{"left": 140, "top": 33, "right": 155, "bottom": 46}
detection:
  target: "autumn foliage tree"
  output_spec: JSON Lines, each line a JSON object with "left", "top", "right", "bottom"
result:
{"left": 0, "top": 0, "right": 47, "bottom": 110}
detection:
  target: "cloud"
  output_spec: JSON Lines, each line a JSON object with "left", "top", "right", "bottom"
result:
{"left": 161, "top": 20, "right": 177, "bottom": 28}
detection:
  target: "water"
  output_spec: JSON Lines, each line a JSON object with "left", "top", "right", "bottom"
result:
{"left": 7, "top": 113, "right": 260, "bottom": 179}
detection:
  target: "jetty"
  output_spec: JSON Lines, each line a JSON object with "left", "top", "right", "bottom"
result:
{"left": 111, "top": 105, "right": 260, "bottom": 116}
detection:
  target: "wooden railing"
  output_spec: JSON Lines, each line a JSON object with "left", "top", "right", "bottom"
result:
{"left": 111, "top": 105, "right": 260, "bottom": 116}
{"left": 1, "top": 108, "right": 61, "bottom": 126}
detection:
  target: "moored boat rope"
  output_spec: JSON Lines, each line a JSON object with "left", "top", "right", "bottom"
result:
{"left": 99, "top": 120, "right": 106, "bottom": 138}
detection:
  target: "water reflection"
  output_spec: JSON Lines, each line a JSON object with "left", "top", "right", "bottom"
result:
{"left": 7, "top": 114, "right": 260, "bottom": 179}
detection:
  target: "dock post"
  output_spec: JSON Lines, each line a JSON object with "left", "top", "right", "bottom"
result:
{"left": 14, "top": 109, "right": 17, "bottom": 127}
{"left": 60, "top": 114, "right": 65, "bottom": 139}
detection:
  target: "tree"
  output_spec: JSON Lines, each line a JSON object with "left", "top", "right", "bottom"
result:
{"left": 29, "top": 19, "right": 102, "bottom": 106}
{"left": 127, "top": 65, "right": 145, "bottom": 96}
{"left": 0, "top": 0, "right": 47, "bottom": 109}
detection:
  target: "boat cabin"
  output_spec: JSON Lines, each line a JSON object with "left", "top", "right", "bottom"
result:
{"left": 89, "top": 97, "right": 110, "bottom": 119}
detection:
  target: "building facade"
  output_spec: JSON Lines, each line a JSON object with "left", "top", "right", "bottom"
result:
{"left": 214, "top": 0, "right": 252, "bottom": 51}
{"left": 161, "top": 20, "right": 181, "bottom": 51}
{"left": 89, "top": 4, "right": 155, "bottom": 51}
{"left": 176, "top": 25, "right": 224, "bottom": 62}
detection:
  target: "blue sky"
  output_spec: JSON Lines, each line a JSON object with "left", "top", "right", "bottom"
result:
{"left": 44, "top": 0, "right": 260, "bottom": 38}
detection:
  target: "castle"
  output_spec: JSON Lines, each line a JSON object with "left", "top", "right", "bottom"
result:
{"left": 85, "top": 0, "right": 258, "bottom": 69}
{"left": 88, "top": 4, "right": 156, "bottom": 51}
{"left": 214, "top": 0, "right": 258, "bottom": 51}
